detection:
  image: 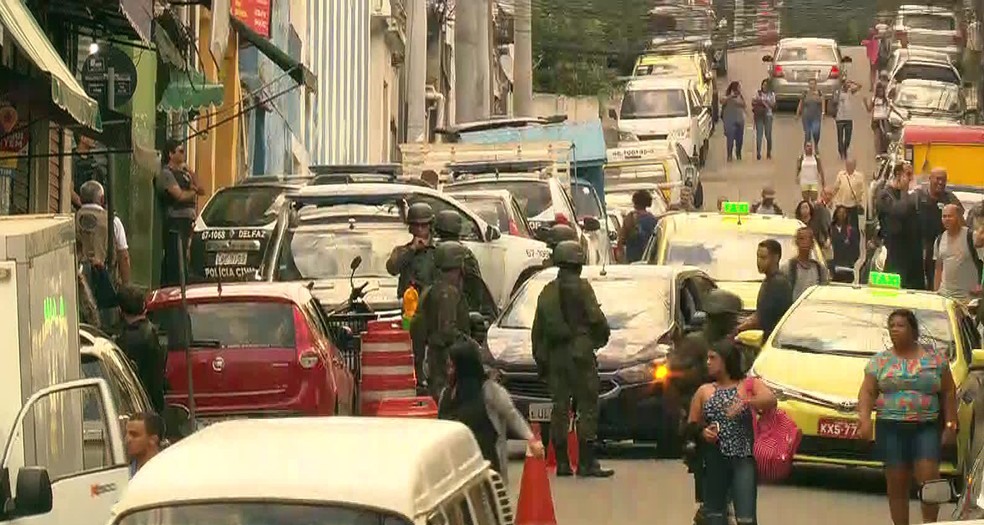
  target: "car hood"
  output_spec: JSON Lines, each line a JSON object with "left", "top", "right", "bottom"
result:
{"left": 307, "top": 277, "right": 402, "bottom": 312}
{"left": 718, "top": 281, "right": 762, "bottom": 312}
{"left": 618, "top": 117, "right": 691, "bottom": 134}
{"left": 488, "top": 326, "right": 669, "bottom": 371}
{"left": 752, "top": 346, "right": 869, "bottom": 401}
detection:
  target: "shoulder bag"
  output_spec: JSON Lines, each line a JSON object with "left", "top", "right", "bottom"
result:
{"left": 743, "top": 378, "right": 802, "bottom": 483}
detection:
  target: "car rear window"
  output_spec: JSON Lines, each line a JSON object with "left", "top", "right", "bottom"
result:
{"left": 149, "top": 302, "right": 296, "bottom": 349}
{"left": 905, "top": 14, "right": 956, "bottom": 31}
{"left": 896, "top": 64, "right": 959, "bottom": 84}
{"left": 200, "top": 186, "right": 285, "bottom": 227}
{"left": 776, "top": 44, "right": 837, "bottom": 62}
{"left": 452, "top": 181, "right": 553, "bottom": 217}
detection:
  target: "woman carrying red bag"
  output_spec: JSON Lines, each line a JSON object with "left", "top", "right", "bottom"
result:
{"left": 688, "top": 341, "right": 776, "bottom": 525}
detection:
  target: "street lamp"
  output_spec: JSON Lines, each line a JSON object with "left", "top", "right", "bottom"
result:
{"left": 88, "top": 42, "right": 99, "bottom": 55}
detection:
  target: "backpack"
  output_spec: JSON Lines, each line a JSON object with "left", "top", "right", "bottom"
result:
{"left": 787, "top": 259, "right": 825, "bottom": 288}
{"left": 934, "top": 229, "right": 984, "bottom": 276}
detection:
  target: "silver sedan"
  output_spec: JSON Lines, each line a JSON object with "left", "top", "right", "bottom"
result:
{"left": 762, "top": 37, "right": 852, "bottom": 104}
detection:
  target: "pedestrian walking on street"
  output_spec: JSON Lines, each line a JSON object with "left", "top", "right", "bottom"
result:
{"left": 752, "top": 186, "right": 783, "bottom": 215}
{"left": 876, "top": 164, "right": 925, "bottom": 290}
{"left": 115, "top": 285, "right": 168, "bottom": 414}
{"left": 387, "top": 202, "right": 438, "bottom": 300}
{"left": 917, "top": 168, "right": 962, "bottom": 290}
{"left": 617, "top": 190, "right": 658, "bottom": 263}
{"left": 796, "top": 142, "right": 825, "bottom": 202}
{"left": 126, "top": 412, "right": 164, "bottom": 478}
{"left": 858, "top": 309, "right": 958, "bottom": 525}
{"left": 796, "top": 78, "right": 824, "bottom": 149}
{"left": 735, "top": 239, "right": 793, "bottom": 341}
{"left": 831, "top": 158, "right": 866, "bottom": 231}
{"left": 531, "top": 240, "right": 614, "bottom": 477}
{"left": 438, "top": 340, "right": 545, "bottom": 486}
{"left": 865, "top": 83, "right": 892, "bottom": 155}
{"left": 155, "top": 139, "right": 204, "bottom": 288}
{"left": 752, "top": 79, "right": 776, "bottom": 160}
{"left": 932, "top": 204, "right": 983, "bottom": 303}
{"left": 722, "top": 81, "right": 747, "bottom": 162}
{"left": 831, "top": 205, "right": 861, "bottom": 273}
{"left": 688, "top": 340, "right": 776, "bottom": 525}
{"left": 831, "top": 76, "right": 862, "bottom": 159}
{"left": 785, "top": 227, "right": 830, "bottom": 299}
{"left": 862, "top": 28, "right": 881, "bottom": 90}
{"left": 794, "top": 200, "right": 831, "bottom": 260}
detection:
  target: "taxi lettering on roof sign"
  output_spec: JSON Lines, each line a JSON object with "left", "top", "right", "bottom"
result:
{"left": 869, "top": 271, "right": 902, "bottom": 289}
{"left": 721, "top": 201, "right": 750, "bottom": 215}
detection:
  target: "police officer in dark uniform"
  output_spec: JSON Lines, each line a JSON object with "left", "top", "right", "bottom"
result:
{"left": 542, "top": 224, "right": 579, "bottom": 266}
{"left": 410, "top": 241, "right": 478, "bottom": 400}
{"left": 670, "top": 289, "right": 743, "bottom": 525}
{"left": 433, "top": 210, "right": 490, "bottom": 316}
{"left": 531, "top": 240, "right": 613, "bottom": 478}
{"left": 387, "top": 202, "right": 438, "bottom": 300}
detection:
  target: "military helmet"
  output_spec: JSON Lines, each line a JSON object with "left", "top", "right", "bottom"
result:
{"left": 434, "top": 241, "right": 468, "bottom": 270}
{"left": 546, "top": 224, "right": 578, "bottom": 248}
{"left": 552, "top": 240, "right": 586, "bottom": 266}
{"left": 434, "top": 209, "right": 463, "bottom": 236}
{"left": 406, "top": 202, "right": 435, "bottom": 225}
{"left": 703, "top": 289, "right": 743, "bottom": 315}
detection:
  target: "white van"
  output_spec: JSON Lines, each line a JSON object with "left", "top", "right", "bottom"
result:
{"left": 614, "top": 76, "right": 713, "bottom": 167}
{"left": 107, "top": 417, "right": 515, "bottom": 525}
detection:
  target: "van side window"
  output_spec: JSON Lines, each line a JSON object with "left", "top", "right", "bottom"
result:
{"left": 467, "top": 481, "right": 499, "bottom": 525}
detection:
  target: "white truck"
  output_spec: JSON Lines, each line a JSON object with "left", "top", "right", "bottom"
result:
{"left": 0, "top": 216, "right": 129, "bottom": 525}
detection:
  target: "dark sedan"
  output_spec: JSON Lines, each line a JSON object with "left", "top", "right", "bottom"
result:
{"left": 489, "top": 264, "right": 717, "bottom": 452}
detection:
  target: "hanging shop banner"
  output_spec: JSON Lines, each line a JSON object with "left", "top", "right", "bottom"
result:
{"left": 232, "top": 0, "right": 272, "bottom": 38}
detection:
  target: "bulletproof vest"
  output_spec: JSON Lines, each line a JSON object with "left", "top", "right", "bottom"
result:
{"left": 76, "top": 206, "right": 109, "bottom": 266}
{"left": 159, "top": 167, "right": 196, "bottom": 215}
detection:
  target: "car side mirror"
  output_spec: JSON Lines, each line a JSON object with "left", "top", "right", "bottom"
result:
{"left": 163, "top": 404, "right": 192, "bottom": 441}
{"left": 736, "top": 330, "right": 764, "bottom": 348}
{"left": 12, "top": 467, "right": 52, "bottom": 517}
{"left": 608, "top": 108, "right": 618, "bottom": 120}
{"left": 918, "top": 479, "right": 957, "bottom": 505}
{"left": 971, "top": 349, "right": 984, "bottom": 371}
{"left": 581, "top": 216, "right": 602, "bottom": 232}
{"left": 762, "top": 55, "right": 774, "bottom": 62}
{"left": 350, "top": 255, "right": 363, "bottom": 271}
{"left": 486, "top": 224, "right": 502, "bottom": 241}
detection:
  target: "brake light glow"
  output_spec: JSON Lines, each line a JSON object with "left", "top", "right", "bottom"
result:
{"left": 829, "top": 65, "right": 840, "bottom": 79}
{"left": 293, "top": 306, "right": 320, "bottom": 369}
{"left": 772, "top": 65, "right": 784, "bottom": 77}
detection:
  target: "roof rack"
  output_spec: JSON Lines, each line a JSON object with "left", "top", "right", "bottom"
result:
{"left": 448, "top": 159, "right": 554, "bottom": 177}
{"left": 308, "top": 164, "right": 403, "bottom": 185}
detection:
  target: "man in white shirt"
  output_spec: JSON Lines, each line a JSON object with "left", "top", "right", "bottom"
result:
{"left": 78, "top": 180, "right": 132, "bottom": 284}
{"left": 934, "top": 204, "right": 983, "bottom": 304}
{"left": 831, "top": 158, "right": 866, "bottom": 231}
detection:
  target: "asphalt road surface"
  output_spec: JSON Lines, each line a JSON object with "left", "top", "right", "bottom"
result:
{"left": 502, "top": 46, "right": 960, "bottom": 524}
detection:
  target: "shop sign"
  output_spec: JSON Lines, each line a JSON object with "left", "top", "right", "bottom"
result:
{"left": 0, "top": 101, "right": 28, "bottom": 172}
{"left": 232, "top": 0, "right": 272, "bottom": 37}
{"left": 81, "top": 46, "right": 138, "bottom": 107}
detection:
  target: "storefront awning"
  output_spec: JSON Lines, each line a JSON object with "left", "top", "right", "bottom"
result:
{"left": 230, "top": 17, "right": 317, "bottom": 93}
{"left": 0, "top": 0, "right": 102, "bottom": 131}
{"left": 158, "top": 69, "right": 225, "bottom": 113}
{"left": 49, "top": 0, "right": 153, "bottom": 44}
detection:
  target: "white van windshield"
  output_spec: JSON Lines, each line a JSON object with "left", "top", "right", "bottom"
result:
{"left": 117, "top": 502, "right": 413, "bottom": 525}
{"left": 620, "top": 89, "right": 689, "bottom": 119}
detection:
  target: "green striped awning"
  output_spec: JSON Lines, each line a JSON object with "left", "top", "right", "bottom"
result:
{"left": 158, "top": 69, "right": 225, "bottom": 113}
{"left": 0, "top": 0, "right": 102, "bottom": 131}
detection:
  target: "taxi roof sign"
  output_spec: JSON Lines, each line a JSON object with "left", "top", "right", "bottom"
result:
{"left": 869, "top": 272, "right": 902, "bottom": 289}
{"left": 721, "top": 201, "right": 750, "bottom": 215}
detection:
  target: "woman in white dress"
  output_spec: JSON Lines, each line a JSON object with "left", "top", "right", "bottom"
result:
{"left": 795, "top": 141, "right": 825, "bottom": 202}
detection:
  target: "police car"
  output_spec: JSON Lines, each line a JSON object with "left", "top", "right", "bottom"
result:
{"left": 257, "top": 174, "right": 552, "bottom": 313}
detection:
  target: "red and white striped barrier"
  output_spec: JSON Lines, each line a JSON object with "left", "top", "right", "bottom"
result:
{"left": 359, "top": 319, "right": 417, "bottom": 415}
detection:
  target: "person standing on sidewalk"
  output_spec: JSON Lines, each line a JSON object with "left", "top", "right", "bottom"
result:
{"left": 831, "top": 158, "right": 866, "bottom": 232}
{"left": 797, "top": 78, "right": 825, "bottom": 150}
{"left": 752, "top": 79, "right": 776, "bottom": 160}
{"left": 831, "top": 76, "right": 862, "bottom": 159}
{"left": 155, "top": 139, "right": 204, "bottom": 287}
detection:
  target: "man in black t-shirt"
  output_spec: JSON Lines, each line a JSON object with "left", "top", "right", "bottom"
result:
{"left": 735, "top": 239, "right": 793, "bottom": 341}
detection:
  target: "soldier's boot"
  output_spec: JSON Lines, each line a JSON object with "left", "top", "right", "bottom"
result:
{"left": 576, "top": 439, "right": 614, "bottom": 478}
{"left": 553, "top": 441, "right": 574, "bottom": 477}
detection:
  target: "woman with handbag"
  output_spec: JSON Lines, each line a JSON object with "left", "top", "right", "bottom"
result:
{"left": 858, "top": 309, "right": 958, "bottom": 525}
{"left": 688, "top": 340, "right": 776, "bottom": 525}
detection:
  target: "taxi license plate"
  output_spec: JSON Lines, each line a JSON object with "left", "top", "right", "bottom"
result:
{"left": 528, "top": 403, "right": 553, "bottom": 422}
{"left": 215, "top": 252, "right": 247, "bottom": 266}
{"left": 818, "top": 417, "right": 860, "bottom": 439}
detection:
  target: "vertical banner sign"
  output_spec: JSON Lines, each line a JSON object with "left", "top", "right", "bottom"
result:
{"left": 232, "top": 0, "right": 273, "bottom": 38}
{"left": 0, "top": 100, "right": 29, "bottom": 215}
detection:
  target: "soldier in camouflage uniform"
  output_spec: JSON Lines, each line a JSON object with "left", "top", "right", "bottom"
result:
{"left": 411, "top": 241, "right": 479, "bottom": 400}
{"left": 542, "top": 224, "right": 579, "bottom": 267}
{"left": 387, "top": 202, "right": 438, "bottom": 300}
{"left": 433, "top": 210, "right": 492, "bottom": 317}
{"left": 531, "top": 240, "right": 614, "bottom": 478}
{"left": 668, "top": 288, "right": 743, "bottom": 525}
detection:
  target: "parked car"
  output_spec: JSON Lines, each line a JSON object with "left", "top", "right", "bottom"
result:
{"left": 891, "top": 4, "right": 964, "bottom": 66}
{"left": 489, "top": 264, "right": 717, "bottom": 454}
{"left": 763, "top": 37, "right": 851, "bottom": 106}
{"left": 646, "top": 4, "right": 730, "bottom": 75}
{"left": 633, "top": 51, "right": 719, "bottom": 123}
{"left": 442, "top": 188, "right": 536, "bottom": 239}
{"left": 147, "top": 282, "right": 358, "bottom": 428}
{"left": 891, "top": 78, "right": 969, "bottom": 125}
{"left": 887, "top": 48, "right": 962, "bottom": 88}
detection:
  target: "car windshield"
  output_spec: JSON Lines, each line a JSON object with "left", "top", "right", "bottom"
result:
{"left": 620, "top": 89, "right": 689, "bottom": 119}
{"left": 905, "top": 14, "right": 956, "bottom": 31}
{"left": 453, "top": 194, "right": 513, "bottom": 233}
{"left": 116, "top": 502, "right": 412, "bottom": 525}
{"left": 895, "top": 64, "right": 960, "bottom": 84}
{"left": 500, "top": 276, "right": 672, "bottom": 331}
{"left": 451, "top": 180, "right": 553, "bottom": 217}
{"left": 894, "top": 84, "right": 962, "bottom": 113}
{"left": 776, "top": 44, "right": 837, "bottom": 62}
{"left": 148, "top": 302, "right": 296, "bottom": 349}
{"left": 771, "top": 301, "right": 954, "bottom": 357}
{"left": 276, "top": 222, "right": 410, "bottom": 280}
{"left": 665, "top": 231, "right": 806, "bottom": 281}
{"left": 572, "top": 184, "right": 603, "bottom": 219}
{"left": 200, "top": 186, "right": 285, "bottom": 227}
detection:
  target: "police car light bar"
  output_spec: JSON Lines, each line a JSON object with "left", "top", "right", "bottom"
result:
{"left": 720, "top": 201, "right": 750, "bottom": 215}
{"left": 869, "top": 272, "right": 902, "bottom": 289}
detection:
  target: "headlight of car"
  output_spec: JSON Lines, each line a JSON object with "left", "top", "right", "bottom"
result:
{"left": 669, "top": 128, "right": 689, "bottom": 140}
{"left": 615, "top": 358, "right": 670, "bottom": 385}
{"left": 618, "top": 131, "right": 639, "bottom": 142}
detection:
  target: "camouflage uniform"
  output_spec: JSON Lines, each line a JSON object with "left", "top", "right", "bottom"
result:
{"left": 386, "top": 202, "right": 437, "bottom": 299}
{"left": 433, "top": 210, "right": 492, "bottom": 317}
{"left": 541, "top": 224, "right": 579, "bottom": 267}
{"left": 531, "top": 240, "right": 614, "bottom": 478}
{"left": 411, "top": 241, "right": 478, "bottom": 400}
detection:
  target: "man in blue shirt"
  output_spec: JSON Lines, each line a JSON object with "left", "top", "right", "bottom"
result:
{"left": 617, "top": 190, "right": 658, "bottom": 263}
{"left": 127, "top": 412, "right": 164, "bottom": 478}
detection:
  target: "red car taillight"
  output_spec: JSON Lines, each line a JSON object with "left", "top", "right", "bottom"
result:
{"left": 829, "top": 65, "right": 840, "bottom": 79}
{"left": 772, "top": 64, "right": 784, "bottom": 77}
{"left": 293, "top": 307, "right": 320, "bottom": 369}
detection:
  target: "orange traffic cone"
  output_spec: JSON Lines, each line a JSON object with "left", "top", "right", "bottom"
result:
{"left": 515, "top": 453, "right": 557, "bottom": 525}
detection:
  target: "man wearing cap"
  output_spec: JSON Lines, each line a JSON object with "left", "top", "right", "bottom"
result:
{"left": 752, "top": 186, "right": 783, "bottom": 215}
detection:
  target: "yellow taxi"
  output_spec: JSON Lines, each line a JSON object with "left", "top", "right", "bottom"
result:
{"left": 633, "top": 52, "right": 716, "bottom": 112}
{"left": 641, "top": 202, "right": 825, "bottom": 314}
{"left": 737, "top": 274, "right": 984, "bottom": 477}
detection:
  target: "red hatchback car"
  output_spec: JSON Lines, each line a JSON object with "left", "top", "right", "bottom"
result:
{"left": 147, "top": 282, "right": 357, "bottom": 428}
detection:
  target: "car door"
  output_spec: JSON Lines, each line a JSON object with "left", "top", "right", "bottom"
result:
{"left": 304, "top": 299, "right": 356, "bottom": 415}
{"left": 691, "top": 87, "right": 712, "bottom": 144}
{"left": 1, "top": 379, "right": 128, "bottom": 525}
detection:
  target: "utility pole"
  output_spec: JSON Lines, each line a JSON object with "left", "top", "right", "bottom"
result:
{"left": 407, "top": 0, "right": 428, "bottom": 142}
{"left": 455, "top": 0, "right": 491, "bottom": 123}
{"left": 513, "top": 0, "right": 533, "bottom": 117}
